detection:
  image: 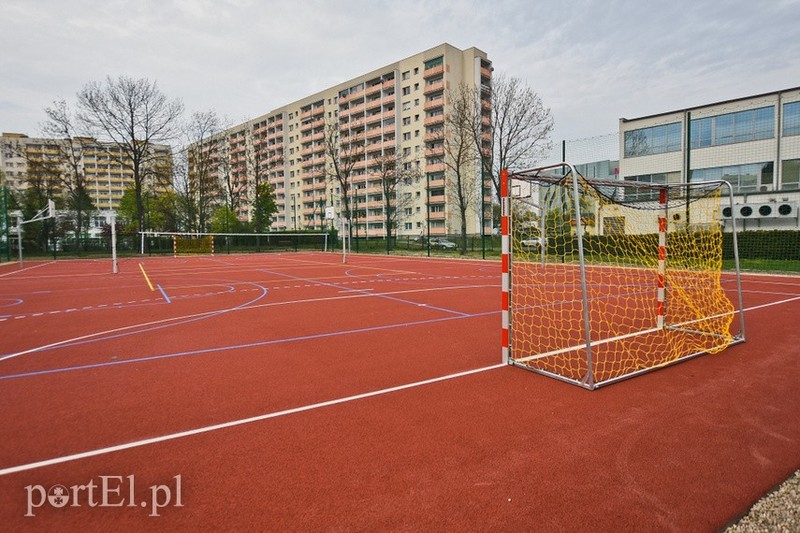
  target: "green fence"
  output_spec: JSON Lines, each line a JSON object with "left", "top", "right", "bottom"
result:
{"left": 723, "top": 230, "right": 800, "bottom": 272}
{"left": 4, "top": 225, "right": 798, "bottom": 273}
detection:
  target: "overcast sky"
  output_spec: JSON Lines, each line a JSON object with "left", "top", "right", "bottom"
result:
{"left": 2, "top": 0, "right": 799, "bottom": 159}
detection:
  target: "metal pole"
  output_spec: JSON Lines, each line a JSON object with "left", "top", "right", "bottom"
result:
{"left": 481, "top": 157, "right": 486, "bottom": 259}
{"left": 111, "top": 212, "right": 118, "bottom": 274}
{"left": 17, "top": 215, "right": 23, "bottom": 267}
{"left": 685, "top": 111, "right": 692, "bottom": 225}
{"left": 724, "top": 180, "right": 747, "bottom": 341}
{"left": 568, "top": 164, "right": 595, "bottom": 389}
{"left": 500, "top": 169, "right": 510, "bottom": 364}
{"left": 2, "top": 187, "right": 9, "bottom": 261}
{"left": 426, "top": 172, "right": 431, "bottom": 257}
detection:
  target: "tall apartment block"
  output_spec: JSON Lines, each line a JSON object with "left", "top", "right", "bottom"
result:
{"left": 1, "top": 132, "right": 172, "bottom": 213}
{"left": 195, "top": 43, "right": 492, "bottom": 237}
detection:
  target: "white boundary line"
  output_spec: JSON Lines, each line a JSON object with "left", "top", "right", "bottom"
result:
{"left": 0, "top": 261, "right": 54, "bottom": 278}
{"left": 0, "top": 363, "right": 505, "bottom": 476}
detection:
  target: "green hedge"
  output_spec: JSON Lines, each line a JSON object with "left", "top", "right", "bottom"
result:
{"left": 723, "top": 230, "right": 800, "bottom": 261}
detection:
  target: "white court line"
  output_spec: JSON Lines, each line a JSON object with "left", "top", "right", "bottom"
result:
{"left": 0, "top": 261, "right": 54, "bottom": 278}
{"left": 0, "top": 363, "right": 506, "bottom": 476}
{"left": 2, "top": 282, "right": 798, "bottom": 476}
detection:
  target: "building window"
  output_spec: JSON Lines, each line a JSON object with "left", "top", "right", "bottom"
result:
{"left": 402, "top": 86, "right": 410, "bottom": 96}
{"left": 691, "top": 106, "right": 774, "bottom": 148}
{"left": 424, "top": 56, "right": 443, "bottom": 70}
{"left": 690, "top": 162, "right": 773, "bottom": 193}
{"left": 402, "top": 71, "right": 410, "bottom": 80}
{"left": 781, "top": 159, "right": 800, "bottom": 190}
{"left": 783, "top": 102, "right": 800, "bottom": 137}
{"left": 623, "top": 172, "right": 681, "bottom": 201}
{"left": 624, "top": 123, "right": 681, "bottom": 157}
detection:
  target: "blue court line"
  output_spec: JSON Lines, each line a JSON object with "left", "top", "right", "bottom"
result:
{"left": 0, "top": 309, "right": 498, "bottom": 381}
{"left": 157, "top": 284, "right": 171, "bottom": 304}
{"left": 259, "top": 268, "right": 471, "bottom": 317}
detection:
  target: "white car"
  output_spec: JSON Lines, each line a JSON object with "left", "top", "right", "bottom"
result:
{"left": 520, "top": 239, "right": 542, "bottom": 250}
{"left": 431, "top": 238, "right": 457, "bottom": 249}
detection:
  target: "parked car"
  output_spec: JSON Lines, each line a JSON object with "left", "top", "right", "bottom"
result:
{"left": 431, "top": 238, "right": 457, "bottom": 249}
{"left": 520, "top": 238, "right": 542, "bottom": 250}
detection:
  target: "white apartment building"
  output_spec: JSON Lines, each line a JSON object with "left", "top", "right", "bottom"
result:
{"left": 618, "top": 87, "right": 800, "bottom": 231}
{"left": 1, "top": 133, "right": 172, "bottom": 212}
{"left": 193, "top": 43, "right": 492, "bottom": 237}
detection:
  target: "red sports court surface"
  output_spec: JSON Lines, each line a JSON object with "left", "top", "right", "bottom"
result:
{"left": 0, "top": 252, "right": 798, "bottom": 531}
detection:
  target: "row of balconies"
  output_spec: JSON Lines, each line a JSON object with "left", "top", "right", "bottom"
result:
{"left": 340, "top": 78, "right": 395, "bottom": 105}
{"left": 341, "top": 109, "right": 395, "bottom": 129}
{"left": 366, "top": 125, "right": 395, "bottom": 139}
{"left": 365, "top": 139, "right": 396, "bottom": 154}
{"left": 300, "top": 145, "right": 325, "bottom": 158}
{"left": 301, "top": 155, "right": 326, "bottom": 168}
{"left": 299, "top": 107, "right": 325, "bottom": 121}
{"left": 301, "top": 131, "right": 325, "bottom": 143}
{"left": 300, "top": 117, "right": 325, "bottom": 132}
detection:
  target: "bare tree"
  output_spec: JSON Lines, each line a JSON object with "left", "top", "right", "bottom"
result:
{"left": 183, "top": 110, "right": 224, "bottom": 232}
{"left": 17, "top": 149, "right": 62, "bottom": 250}
{"left": 371, "top": 150, "right": 420, "bottom": 245}
{"left": 324, "top": 120, "right": 364, "bottom": 237}
{"left": 485, "top": 75, "right": 553, "bottom": 203}
{"left": 443, "top": 86, "right": 481, "bottom": 254}
{"left": 454, "top": 77, "right": 553, "bottom": 206}
{"left": 77, "top": 76, "right": 183, "bottom": 234}
{"left": 41, "top": 99, "right": 95, "bottom": 248}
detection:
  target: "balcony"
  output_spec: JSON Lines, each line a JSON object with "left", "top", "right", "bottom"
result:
{"left": 424, "top": 130, "right": 443, "bottom": 142}
{"left": 426, "top": 162, "right": 445, "bottom": 172}
{"left": 423, "top": 80, "right": 444, "bottom": 94}
{"left": 423, "top": 65, "right": 444, "bottom": 79}
{"left": 424, "top": 115, "right": 444, "bottom": 127}
{"left": 347, "top": 102, "right": 366, "bottom": 115}
{"left": 425, "top": 146, "right": 444, "bottom": 158}
{"left": 424, "top": 99, "right": 444, "bottom": 112}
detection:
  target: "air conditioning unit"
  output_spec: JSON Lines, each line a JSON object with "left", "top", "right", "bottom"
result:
{"left": 720, "top": 202, "right": 798, "bottom": 219}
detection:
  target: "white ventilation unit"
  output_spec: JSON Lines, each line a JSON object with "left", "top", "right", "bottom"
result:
{"left": 721, "top": 202, "right": 798, "bottom": 219}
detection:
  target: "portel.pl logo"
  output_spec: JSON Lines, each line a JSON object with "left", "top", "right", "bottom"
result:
{"left": 25, "top": 475, "right": 182, "bottom": 517}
